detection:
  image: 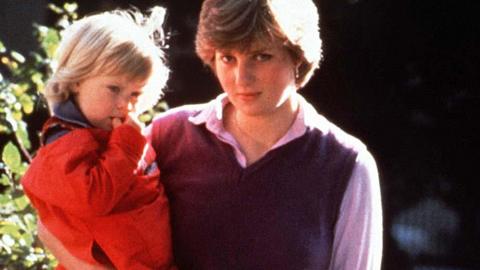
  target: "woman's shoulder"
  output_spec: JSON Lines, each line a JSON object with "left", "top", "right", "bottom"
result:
{"left": 144, "top": 102, "right": 211, "bottom": 144}
{"left": 320, "top": 117, "right": 367, "bottom": 153}
{"left": 302, "top": 104, "right": 367, "bottom": 155}
{"left": 152, "top": 103, "right": 210, "bottom": 124}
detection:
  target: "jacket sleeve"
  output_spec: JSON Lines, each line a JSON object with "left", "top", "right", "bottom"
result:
{"left": 22, "top": 124, "right": 147, "bottom": 217}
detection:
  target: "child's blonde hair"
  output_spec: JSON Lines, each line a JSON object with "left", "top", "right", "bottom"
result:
{"left": 45, "top": 6, "right": 169, "bottom": 114}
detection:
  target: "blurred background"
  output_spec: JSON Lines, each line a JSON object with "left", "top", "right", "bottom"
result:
{"left": 1, "top": 0, "right": 479, "bottom": 269}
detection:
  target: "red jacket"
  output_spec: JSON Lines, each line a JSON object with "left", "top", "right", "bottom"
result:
{"left": 22, "top": 117, "right": 174, "bottom": 269}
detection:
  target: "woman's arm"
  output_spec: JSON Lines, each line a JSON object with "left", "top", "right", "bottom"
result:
{"left": 37, "top": 221, "right": 113, "bottom": 270}
{"left": 329, "top": 150, "right": 383, "bottom": 270}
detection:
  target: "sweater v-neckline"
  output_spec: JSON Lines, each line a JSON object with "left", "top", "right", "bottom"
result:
{"left": 225, "top": 130, "right": 309, "bottom": 174}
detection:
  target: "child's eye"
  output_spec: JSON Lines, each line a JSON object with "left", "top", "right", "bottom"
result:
{"left": 107, "top": 85, "right": 120, "bottom": 93}
{"left": 131, "top": 91, "right": 142, "bottom": 98}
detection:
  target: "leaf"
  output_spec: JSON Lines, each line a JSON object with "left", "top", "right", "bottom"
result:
{"left": 0, "top": 223, "right": 22, "bottom": 239}
{"left": 47, "top": 4, "right": 63, "bottom": 14}
{"left": 5, "top": 215, "right": 26, "bottom": 231}
{"left": 0, "top": 124, "right": 9, "bottom": 133}
{"left": 36, "top": 25, "right": 49, "bottom": 36}
{"left": 19, "top": 94, "right": 34, "bottom": 115}
{"left": 2, "top": 142, "right": 22, "bottom": 174}
{"left": 13, "top": 110, "right": 23, "bottom": 121}
{"left": 1, "top": 56, "right": 18, "bottom": 71}
{"left": 57, "top": 16, "right": 71, "bottom": 30}
{"left": 0, "top": 193, "right": 12, "bottom": 204}
{"left": 64, "top": 3, "right": 78, "bottom": 13}
{"left": 25, "top": 251, "right": 39, "bottom": 263}
{"left": 23, "top": 213, "right": 37, "bottom": 232}
{"left": 1, "top": 56, "right": 10, "bottom": 65}
{"left": 0, "top": 40, "right": 6, "bottom": 53}
{"left": 139, "top": 113, "right": 153, "bottom": 123}
{"left": 40, "top": 28, "right": 60, "bottom": 58}
{"left": 31, "top": 72, "right": 44, "bottom": 93}
{"left": 12, "top": 83, "right": 28, "bottom": 96}
{"left": 13, "top": 195, "right": 30, "bottom": 211}
{"left": 15, "top": 122, "right": 31, "bottom": 150}
{"left": 0, "top": 235, "right": 13, "bottom": 254}
{"left": 10, "top": 51, "right": 25, "bottom": 64}
{"left": 4, "top": 107, "right": 18, "bottom": 131}
{"left": 0, "top": 174, "right": 11, "bottom": 187}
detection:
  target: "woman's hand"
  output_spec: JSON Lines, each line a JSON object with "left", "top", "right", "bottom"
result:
{"left": 37, "top": 221, "right": 112, "bottom": 270}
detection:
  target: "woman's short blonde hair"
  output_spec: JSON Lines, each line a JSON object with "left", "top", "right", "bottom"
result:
{"left": 45, "top": 7, "right": 169, "bottom": 113}
{"left": 195, "top": 0, "right": 322, "bottom": 88}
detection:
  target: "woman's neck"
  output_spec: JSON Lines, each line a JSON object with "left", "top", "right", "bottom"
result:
{"left": 224, "top": 96, "right": 299, "bottom": 165}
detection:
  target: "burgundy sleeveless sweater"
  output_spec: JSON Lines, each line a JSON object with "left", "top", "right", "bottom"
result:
{"left": 149, "top": 105, "right": 358, "bottom": 270}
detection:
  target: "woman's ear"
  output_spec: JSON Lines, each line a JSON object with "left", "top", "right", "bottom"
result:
{"left": 294, "top": 62, "right": 301, "bottom": 79}
{"left": 293, "top": 61, "right": 304, "bottom": 89}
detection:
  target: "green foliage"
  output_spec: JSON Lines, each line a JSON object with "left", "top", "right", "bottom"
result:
{"left": 0, "top": 3, "right": 78, "bottom": 269}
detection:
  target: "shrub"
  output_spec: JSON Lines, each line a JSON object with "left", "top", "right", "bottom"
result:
{"left": 0, "top": 3, "right": 80, "bottom": 268}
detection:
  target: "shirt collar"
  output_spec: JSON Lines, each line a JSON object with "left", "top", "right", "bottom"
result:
{"left": 52, "top": 99, "right": 91, "bottom": 128}
{"left": 188, "top": 93, "right": 329, "bottom": 141}
{"left": 188, "top": 93, "right": 228, "bottom": 133}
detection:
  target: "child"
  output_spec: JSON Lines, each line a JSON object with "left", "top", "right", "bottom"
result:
{"left": 21, "top": 7, "right": 175, "bottom": 270}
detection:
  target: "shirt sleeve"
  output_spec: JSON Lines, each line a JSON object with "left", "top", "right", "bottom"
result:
{"left": 22, "top": 124, "right": 147, "bottom": 218}
{"left": 329, "top": 149, "right": 383, "bottom": 270}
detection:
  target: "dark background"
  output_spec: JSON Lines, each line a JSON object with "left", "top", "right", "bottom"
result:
{"left": 1, "top": 0, "right": 479, "bottom": 269}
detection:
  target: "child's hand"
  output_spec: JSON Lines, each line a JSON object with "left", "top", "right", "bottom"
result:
{"left": 123, "top": 113, "right": 144, "bottom": 132}
{"left": 112, "top": 113, "right": 144, "bottom": 132}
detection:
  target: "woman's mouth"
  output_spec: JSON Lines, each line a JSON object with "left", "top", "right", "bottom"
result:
{"left": 236, "top": 92, "right": 260, "bottom": 102}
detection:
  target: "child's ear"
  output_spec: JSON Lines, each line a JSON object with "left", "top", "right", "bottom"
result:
{"left": 70, "top": 82, "right": 80, "bottom": 94}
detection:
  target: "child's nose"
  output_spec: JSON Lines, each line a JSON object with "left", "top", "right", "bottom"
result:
{"left": 117, "top": 97, "right": 134, "bottom": 112}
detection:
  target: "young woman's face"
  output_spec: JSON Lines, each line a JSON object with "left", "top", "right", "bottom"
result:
{"left": 72, "top": 74, "right": 146, "bottom": 130}
{"left": 214, "top": 40, "right": 298, "bottom": 117}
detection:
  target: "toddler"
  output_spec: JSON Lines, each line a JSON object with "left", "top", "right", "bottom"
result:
{"left": 21, "top": 7, "right": 175, "bottom": 270}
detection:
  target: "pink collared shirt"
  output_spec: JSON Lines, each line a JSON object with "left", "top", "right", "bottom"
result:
{"left": 188, "top": 93, "right": 383, "bottom": 269}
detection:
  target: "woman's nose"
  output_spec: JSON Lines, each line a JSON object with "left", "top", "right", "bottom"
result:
{"left": 236, "top": 61, "right": 254, "bottom": 87}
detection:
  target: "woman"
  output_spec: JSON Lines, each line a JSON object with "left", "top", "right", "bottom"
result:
{"left": 147, "top": 0, "right": 382, "bottom": 269}
{"left": 40, "top": 0, "right": 382, "bottom": 269}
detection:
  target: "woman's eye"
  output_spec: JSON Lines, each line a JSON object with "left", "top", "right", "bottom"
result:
{"left": 220, "top": 55, "right": 234, "bottom": 63}
{"left": 255, "top": 53, "right": 272, "bottom": 61}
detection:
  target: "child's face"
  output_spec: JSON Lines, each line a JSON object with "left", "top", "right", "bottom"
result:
{"left": 72, "top": 74, "right": 146, "bottom": 130}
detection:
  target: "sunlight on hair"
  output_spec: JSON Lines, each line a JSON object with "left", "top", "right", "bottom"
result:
{"left": 145, "top": 6, "right": 168, "bottom": 48}
{"left": 269, "top": 0, "right": 322, "bottom": 64}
